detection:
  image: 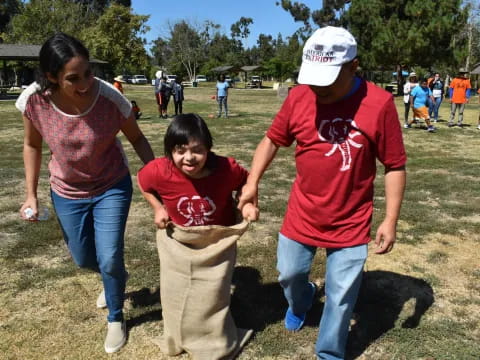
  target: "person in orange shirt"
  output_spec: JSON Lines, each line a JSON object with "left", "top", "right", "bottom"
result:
{"left": 477, "top": 89, "right": 480, "bottom": 130}
{"left": 448, "top": 68, "right": 471, "bottom": 127}
{"left": 113, "top": 75, "right": 126, "bottom": 94}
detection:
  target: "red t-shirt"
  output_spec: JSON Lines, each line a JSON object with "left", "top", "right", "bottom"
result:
{"left": 267, "top": 81, "right": 407, "bottom": 248}
{"left": 137, "top": 155, "right": 248, "bottom": 226}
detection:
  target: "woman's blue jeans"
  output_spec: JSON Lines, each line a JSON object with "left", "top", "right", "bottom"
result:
{"left": 217, "top": 96, "right": 228, "bottom": 117}
{"left": 51, "top": 174, "right": 132, "bottom": 322}
{"left": 431, "top": 97, "right": 442, "bottom": 121}
{"left": 277, "top": 233, "right": 367, "bottom": 360}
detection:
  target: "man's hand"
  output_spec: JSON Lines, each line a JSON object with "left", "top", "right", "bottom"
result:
{"left": 241, "top": 202, "right": 259, "bottom": 222}
{"left": 374, "top": 219, "right": 396, "bottom": 254}
{"left": 237, "top": 182, "right": 258, "bottom": 210}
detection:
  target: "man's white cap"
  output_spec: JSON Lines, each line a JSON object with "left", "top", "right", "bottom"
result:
{"left": 298, "top": 26, "right": 357, "bottom": 87}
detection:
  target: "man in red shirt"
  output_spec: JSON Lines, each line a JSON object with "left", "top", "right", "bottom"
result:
{"left": 448, "top": 68, "right": 471, "bottom": 127}
{"left": 238, "top": 26, "right": 406, "bottom": 359}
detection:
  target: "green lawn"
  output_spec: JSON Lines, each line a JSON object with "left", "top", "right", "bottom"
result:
{"left": 0, "top": 84, "right": 479, "bottom": 359}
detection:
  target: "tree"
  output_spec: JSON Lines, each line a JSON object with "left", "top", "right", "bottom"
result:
{"left": 71, "top": 0, "right": 131, "bottom": 15}
{"left": 0, "top": 0, "right": 22, "bottom": 35}
{"left": 276, "top": 0, "right": 351, "bottom": 38}
{"left": 6, "top": 0, "right": 94, "bottom": 44}
{"left": 167, "top": 20, "right": 204, "bottom": 82}
{"left": 81, "top": 4, "right": 150, "bottom": 75}
{"left": 230, "top": 17, "right": 253, "bottom": 48}
{"left": 346, "top": 0, "right": 468, "bottom": 87}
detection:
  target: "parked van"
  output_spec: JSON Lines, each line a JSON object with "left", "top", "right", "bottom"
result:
{"left": 132, "top": 75, "right": 148, "bottom": 84}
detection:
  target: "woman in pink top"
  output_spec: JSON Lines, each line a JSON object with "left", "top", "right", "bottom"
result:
{"left": 15, "top": 33, "right": 154, "bottom": 354}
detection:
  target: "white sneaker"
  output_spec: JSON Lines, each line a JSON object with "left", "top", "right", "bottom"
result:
{"left": 96, "top": 289, "right": 107, "bottom": 309}
{"left": 104, "top": 321, "right": 126, "bottom": 353}
{"left": 477, "top": 125, "right": 480, "bottom": 130}
{"left": 96, "top": 273, "right": 129, "bottom": 309}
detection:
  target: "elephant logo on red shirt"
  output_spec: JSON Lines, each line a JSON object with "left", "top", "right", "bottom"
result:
{"left": 318, "top": 117, "right": 363, "bottom": 171}
{"left": 177, "top": 195, "right": 216, "bottom": 226}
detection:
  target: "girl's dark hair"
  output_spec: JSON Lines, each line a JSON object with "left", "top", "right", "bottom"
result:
{"left": 37, "top": 32, "right": 90, "bottom": 92}
{"left": 164, "top": 113, "right": 214, "bottom": 160}
{"left": 218, "top": 74, "right": 225, "bottom": 82}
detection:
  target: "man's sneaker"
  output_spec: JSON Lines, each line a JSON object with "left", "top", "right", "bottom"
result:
{"left": 477, "top": 124, "right": 480, "bottom": 130}
{"left": 284, "top": 282, "right": 317, "bottom": 331}
{"left": 457, "top": 123, "right": 463, "bottom": 128}
{"left": 104, "top": 321, "right": 126, "bottom": 353}
{"left": 448, "top": 123, "right": 455, "bottom": 127}
{"left": 427, "top": 126, "right": 436, "bottom": 133}
{"left": 403, "top": 124, "right": 411, "bottom": 129}
{"left": 97, "top": 273, "right": 129, "bottom": 309}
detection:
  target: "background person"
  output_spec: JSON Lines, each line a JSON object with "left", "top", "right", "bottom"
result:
{"left": 238, "top": 26, "right": 406, "bottom": 360}
{"left": 154, "top": 70, "right": 163, "bottom": 118}
{"left": 113, "top": 75, "right": 126, "bottom": 94}
{"left": 403, "top": 72, "right": 418, "bottom": 126}
{"left": 407, "top": 78, "right": 436, "bottom": 132}
{"left": 428, "top": 73, "right": 444, "bottom": 123}
{"left": 448, "top": 68, "right": 471, "bottom": 127}
{"left": 15, "top": 32, "right": 154, "bottom": 354}
{"left": 160, "top": 76, "right": 172, "bottom": 119}
{"left": 171, "top": 77, "right": 184, "bottom": 115}
{"left": 477, "top": 88, "right": 480, "bottom": 130}
{"left": 131, "top": 100, "right": 142, "bottom": 119}
{"left": 216, "top": 74, "right": 229, "bottom": 118}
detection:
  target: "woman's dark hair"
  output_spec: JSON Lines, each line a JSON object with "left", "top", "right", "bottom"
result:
{"left": 218, "top": 74, "right": 225, "bottom": 82}
{"left": 164, "top": 114, "right": 213, "bottom": 160}
{"left": 37, "top": 32, "right": 90, "bottom": 92}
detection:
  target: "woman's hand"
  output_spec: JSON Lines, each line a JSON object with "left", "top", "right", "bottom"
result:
{"left": 241, "top": 202, "right": 259, "bottom": 222}
{"left": 20, "top": 197, "right": 38, "bottom": 221}
{"left": 154, "top": 206, "right": 170, "bottom": 229}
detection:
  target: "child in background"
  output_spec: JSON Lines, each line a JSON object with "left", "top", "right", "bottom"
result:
{"left": 407, "top": 78, "right": 436, "bottom": 132}
{"left": 131, "top": 100, "right": 142, "bottom": 119}
{"left": 137, "top": 113, "right": 257, "bottom": 359}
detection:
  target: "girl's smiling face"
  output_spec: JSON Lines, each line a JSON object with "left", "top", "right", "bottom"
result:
{"left": 172, "top": 138, "right": 209, "bottom": 179}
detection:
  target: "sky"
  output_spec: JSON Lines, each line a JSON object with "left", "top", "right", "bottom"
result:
{"left": 131, "top": 0, "right": 322, "bottom": 50}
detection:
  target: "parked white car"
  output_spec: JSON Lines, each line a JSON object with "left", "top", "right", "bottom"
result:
{"left": 195, "top": 75, "right": 207, "bottom": 82}
{"left": 131, "top": 75, "right": 148, "bottom": 84}
{"left": 166, "top": 75, "right": 177, "bottom": 84}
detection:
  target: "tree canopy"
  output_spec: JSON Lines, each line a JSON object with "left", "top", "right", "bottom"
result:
{"left": 1, "top": 0, "right": 477, "bottom": 84}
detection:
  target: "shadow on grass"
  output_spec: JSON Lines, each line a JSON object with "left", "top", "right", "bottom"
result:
{"left": 231, "top": 267, "right": 433, "bottom": 358}
{"left": 231, "top": 266, "right": 287, "bottom": 331}
{"left": 126, "top": 287, "right": 162, "bottom": 328}
{"left": 346, "top": 270, "right": 434, "bottom": 359}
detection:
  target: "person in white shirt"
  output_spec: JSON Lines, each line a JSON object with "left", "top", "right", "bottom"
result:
{"left": 403, "top": 72, "right": 418, "bottom": 126}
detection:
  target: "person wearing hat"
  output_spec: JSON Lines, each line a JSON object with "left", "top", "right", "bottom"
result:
{"left": 448, "top": 68, "right": 471, "bottom": 127}
{"left": 403, "top": 72, "right": 418, "bottom": 126}
{"left": 113, "top": 75, "right": 126, "bottom": 94}
{"left": 238, "top": 26, "right": 406, "bottom": 359}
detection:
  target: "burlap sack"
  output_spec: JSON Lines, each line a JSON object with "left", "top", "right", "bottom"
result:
{"left": 156, "top": 220, "right": 253, "bottom": 360}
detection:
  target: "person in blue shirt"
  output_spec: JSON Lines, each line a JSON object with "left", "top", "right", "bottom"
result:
{"left": 216, "top": 74, "right": 229, "bottom": 118}
{"left": 406, "top": 78, "right": 436, "bottom": 132}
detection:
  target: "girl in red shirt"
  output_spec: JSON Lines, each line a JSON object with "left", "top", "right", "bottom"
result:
{"left": 137, "top": 113, "right": 257, "bottom": 227}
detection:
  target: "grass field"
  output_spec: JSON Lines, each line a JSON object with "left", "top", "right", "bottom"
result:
{"left": 0, "top": 83, "right": 479, "bottom": 360}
